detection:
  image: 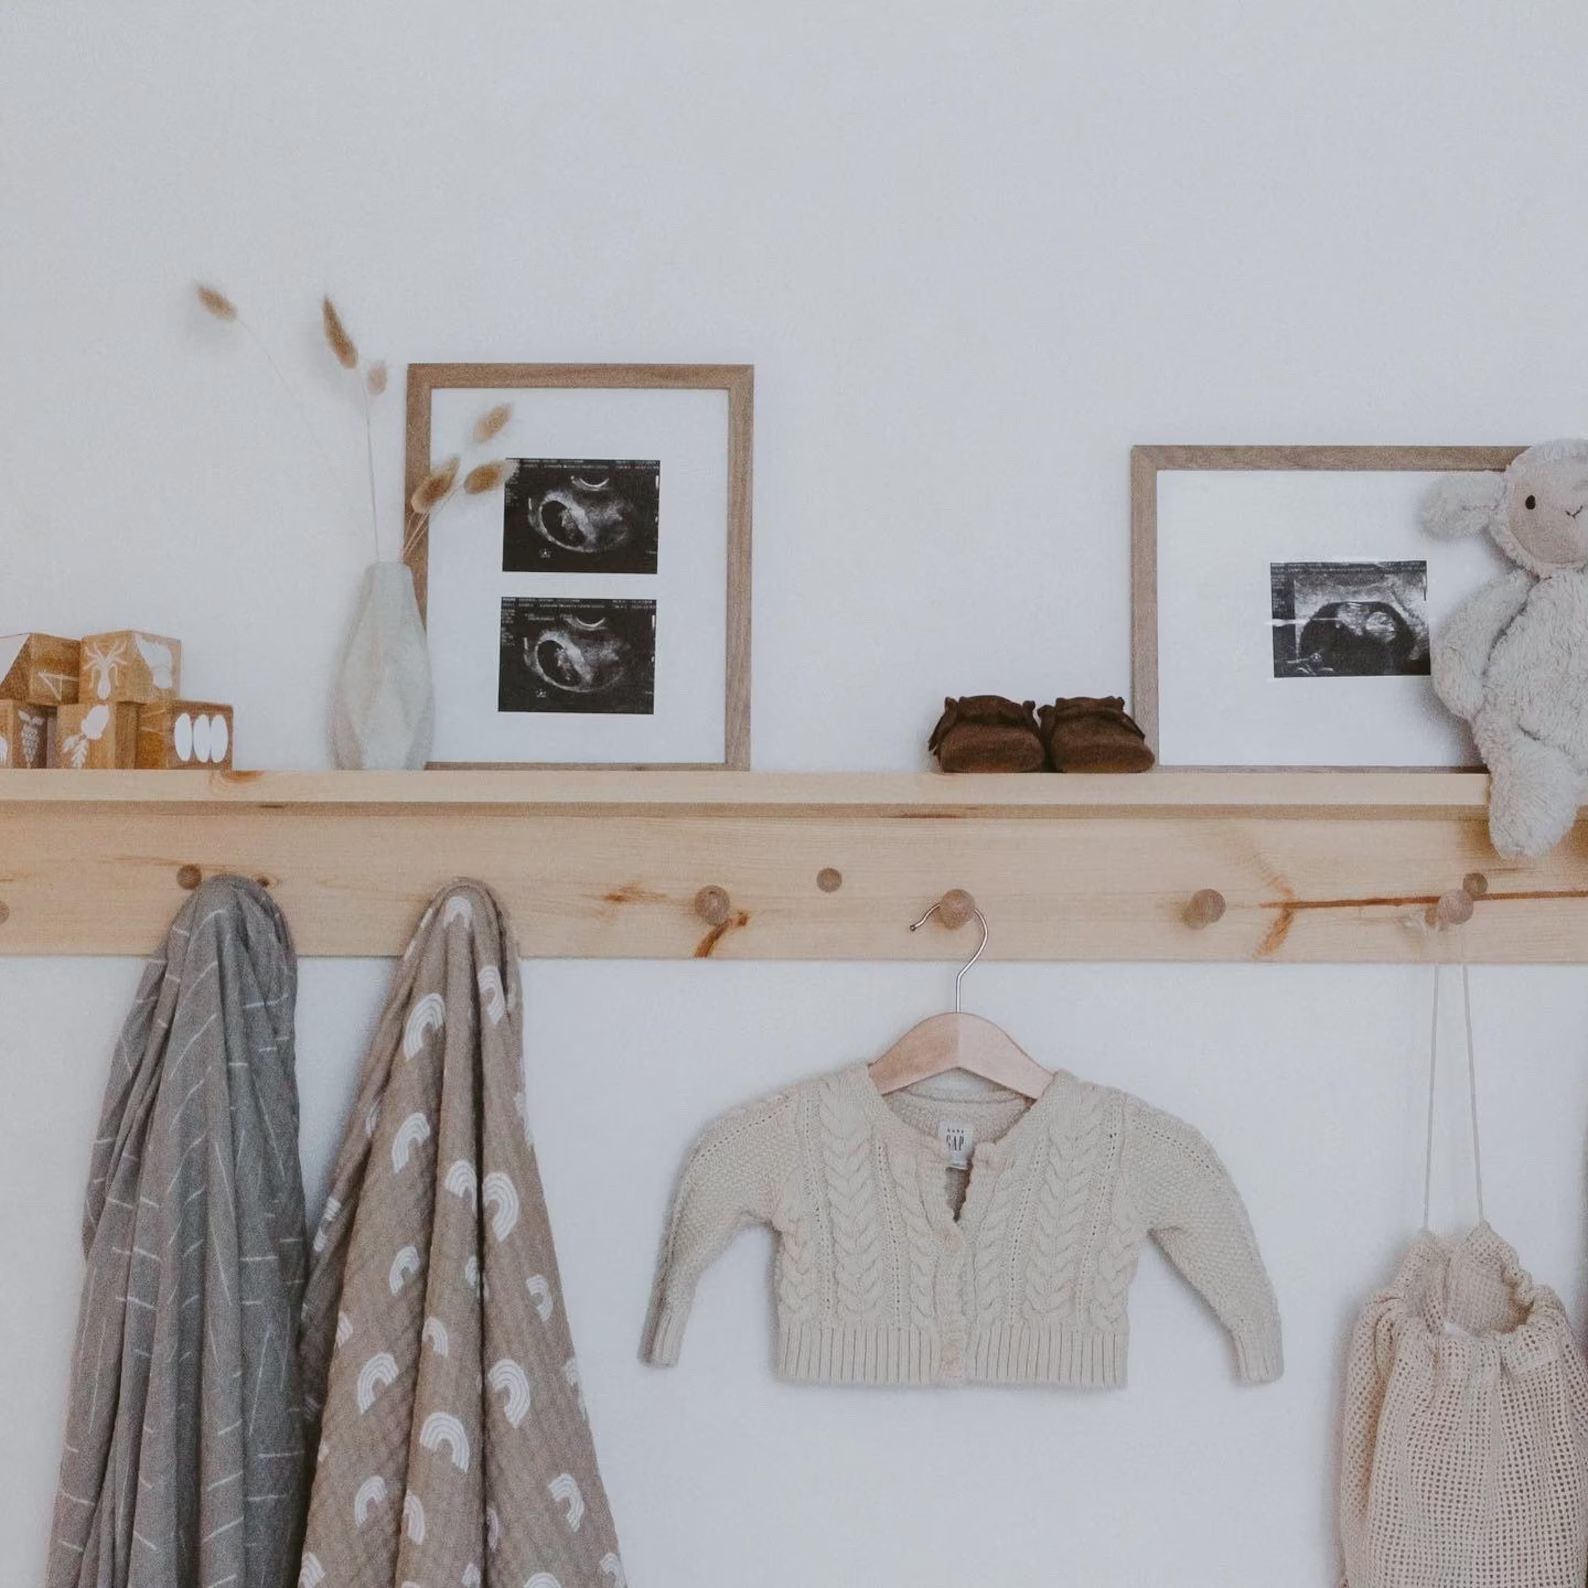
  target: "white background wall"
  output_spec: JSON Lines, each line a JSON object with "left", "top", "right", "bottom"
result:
{"left": 5, "top": 3, "right": 1588, "bottom": 1584}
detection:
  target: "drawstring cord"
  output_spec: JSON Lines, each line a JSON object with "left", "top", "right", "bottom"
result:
{"left": 1421, "top": 953, "right": 1486, "bottom": 1231}
{"left": 1460, "top": 958, "right": 1486, "bottom": 1226}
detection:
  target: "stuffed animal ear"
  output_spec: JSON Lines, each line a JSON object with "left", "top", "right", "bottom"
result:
{"left": 1421, "top": 472, "right": 1507, "bottom": 539}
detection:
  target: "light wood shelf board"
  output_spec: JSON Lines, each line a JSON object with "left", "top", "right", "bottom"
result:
{"left": 2, "top": 769, "right": 1582, "bottom": 962}
{"left": 0, "top": 768, "right": 1497, "bottom": 814}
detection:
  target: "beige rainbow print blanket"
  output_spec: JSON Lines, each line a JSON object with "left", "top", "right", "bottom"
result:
{"left": 297, "top": 881, "right": 624, "bottom": 1588}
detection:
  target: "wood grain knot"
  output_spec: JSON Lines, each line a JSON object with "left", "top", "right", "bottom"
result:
{"left": 1184, "top": 888, "right": 1227, "bottom": 929}
{"left": 694, "top": 885, "right": 732, "bottom": 926}
{"left": 0, "top": 900, "right": 10, "bottom": 926}
{"left": 176, "top": 864, "right": 203, "bottom": 891}
{"left": 694, "top": 908, "right": 749, "bottom": 958}
{"left": 816, "top": 867, "right": 843, "bottom": 893}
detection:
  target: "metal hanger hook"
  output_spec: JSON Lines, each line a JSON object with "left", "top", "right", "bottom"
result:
{"left": 909, "top": 901, "right": 989, "bottom": 1013}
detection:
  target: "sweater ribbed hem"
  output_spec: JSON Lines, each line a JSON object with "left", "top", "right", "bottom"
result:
{"left": 778, "top": 1323, "right": 942, "bottom": 1384}
{"left": 1232, "top": 1326, "right": 1284, "bottom": 1384}
{"left": 641, "top": 1301, "right": 689, "bottom": 1366}
{"left": 970, "top": 1322, "right": 1127, "bottom": 1386}
{"left": 776, "top": 1322, "right": 1129, "bottom": 1387}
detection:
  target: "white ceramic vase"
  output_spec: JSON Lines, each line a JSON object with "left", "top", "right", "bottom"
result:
{"left": 332, "top": 561, "right": 435, "bottom": 770}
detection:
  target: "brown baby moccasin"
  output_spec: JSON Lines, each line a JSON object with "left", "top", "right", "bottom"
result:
{"left": 928, "top": 695, "right": 1046, "bottom": 773}
{"left": 1038, "top": 696, "right": 1155, "bottom": 772}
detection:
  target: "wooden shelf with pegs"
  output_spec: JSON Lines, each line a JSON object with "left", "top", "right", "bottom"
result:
{"left": 0, "top": 768, "right": 1584, "bottom": 961}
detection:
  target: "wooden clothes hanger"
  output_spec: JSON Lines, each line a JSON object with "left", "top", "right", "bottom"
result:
{"left": 868, "top": 891, "right": 1055, "bottom": 1101}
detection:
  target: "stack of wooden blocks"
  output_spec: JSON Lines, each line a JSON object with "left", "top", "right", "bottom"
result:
{"left": 0, "top": 631, "right": 235, "bottom": 770}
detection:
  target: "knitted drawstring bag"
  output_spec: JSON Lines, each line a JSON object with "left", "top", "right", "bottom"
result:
{"left": 1338, "top": 964, "right": 1588, "bottom": 1587}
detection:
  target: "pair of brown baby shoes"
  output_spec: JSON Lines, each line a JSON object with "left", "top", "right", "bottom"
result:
{"left": 928, "top": 695, "right": 1155, "bottom": 774}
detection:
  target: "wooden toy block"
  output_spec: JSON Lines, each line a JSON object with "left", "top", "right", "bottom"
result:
{"left": 136, "top": 702, "right": 234, "bottom": 769}
{"left": 57, "top": 702, "right": 139, "bottom": 769}
{"left": 78, "top": 630, "right": 182, "bottom": 705}
{"left": 0, "top": 701, "right": 50, "bottom": 767}
{"left": 0, "top": 633, "right": 79, "bottom": 705}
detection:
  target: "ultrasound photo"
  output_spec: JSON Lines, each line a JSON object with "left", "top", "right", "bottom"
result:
{"left": 502, "top": 458, "right": 660, "bottom": 574}
{"left": 1270, "top": 560, "right": 1431, "bottom": 679}
{"left": 498, "top": 597, "right": 657, "bottom": 715}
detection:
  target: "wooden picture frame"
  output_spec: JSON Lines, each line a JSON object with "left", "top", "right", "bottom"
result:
{"left": 404, "top": 362, "right": 753, "bottom": 769}
{"left": 1131, "top": 445, "right": 1522, "bottom": 770}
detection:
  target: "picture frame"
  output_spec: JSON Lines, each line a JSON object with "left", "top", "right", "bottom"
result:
{"left": 1130, "top": 445, "right": 1522, "bottom": 770}
{"left": 404, "top": 363, "right": 753, "bottom": 769}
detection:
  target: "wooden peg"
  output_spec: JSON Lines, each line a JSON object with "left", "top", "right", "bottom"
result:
{"left": 928, "top": 888, "right": 978, "bottom": 930}
{"left": 1427, "top": 888, "right": 1475, "bottom": 929}
{"left": 694, "top": 885, "right": 732, "bottom": 927}
{"left": 1463, "top": 872, "right": 1490, "bottom": 899}
{"left": 1184, "top": 888, "right": 1227, "bottom": 929}
{"left": 176, "top": 864, "right": 203, "bottom": 891}
{"left": 816, "top": 867, "right": 843, "bottom": 893}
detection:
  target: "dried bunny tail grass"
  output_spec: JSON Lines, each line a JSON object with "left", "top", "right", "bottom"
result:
{"left": 321, "top": 296, "right": 359, "bottom": 369}
{"left": 365, "top": 360, "right": 388, "bottom": 396}
{"left": 410, "top": 455, "right": 460, "bottom": 513}
{"left": 463, "top": 461, "right": 507, "bottom": 495}
{"left": 195, "top": 283, "right": 238, "bottom": 321}
{"left": 472, "top": 402, "right": 513, "bottom": 444}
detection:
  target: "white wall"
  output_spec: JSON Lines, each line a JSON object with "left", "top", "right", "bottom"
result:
{"left": 5, "top": 3, "right": 1588, "bottom": 1583}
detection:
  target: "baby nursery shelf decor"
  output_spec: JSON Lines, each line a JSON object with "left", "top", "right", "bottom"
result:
{"left": 4, "top": 768, "right": 1588, "bottom": 962}
{"left": 404, "top": 363, "right": 753, "bottom": 770}
{"left": 1131, "top": 445, "right": 1519, "bottom": 771}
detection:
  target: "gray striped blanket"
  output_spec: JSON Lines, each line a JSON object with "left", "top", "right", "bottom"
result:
{"left": 48, "top": 875, "right": 307, "bottom": 1588}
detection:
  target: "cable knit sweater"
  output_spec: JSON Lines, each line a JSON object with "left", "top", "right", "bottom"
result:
{"left": 641, "top": 1063, "right": 1282, "bottom": 1388}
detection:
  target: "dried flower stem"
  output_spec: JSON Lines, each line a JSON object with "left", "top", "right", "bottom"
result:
{"left": 399, "top": 500, "right": 447, "bottom": 563}
{"left": 235, "top": 315, "right": 337, "bottom": 477}
{"left": 399, "top": 512, "right": 427, "bottom": 564}
{"left": 361, "top": 389, "right": 381, "bottom": 561}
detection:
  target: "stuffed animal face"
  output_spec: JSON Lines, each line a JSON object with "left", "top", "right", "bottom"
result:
{"left": 1423, "top": 438, "right": 1588, "bottom": 575}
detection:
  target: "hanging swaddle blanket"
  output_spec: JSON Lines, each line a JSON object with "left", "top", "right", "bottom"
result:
{"left": 48, "top": 876, "right": 307, "bottom": 1588}
{"left": 297, "top": 881, "right": 624, "bottom": 1588}
{"left": 1338, "top": 965, "right": 1588, "bottom": 1587}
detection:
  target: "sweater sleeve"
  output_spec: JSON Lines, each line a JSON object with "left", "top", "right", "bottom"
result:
{"left": 641, "top": 1091, "right": 799, "bottom": 1367}
{"left": 1125, "top": 1101, "right": 1284, "bottom": 1384}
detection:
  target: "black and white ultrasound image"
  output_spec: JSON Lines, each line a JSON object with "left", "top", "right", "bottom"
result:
{"left": 501, "top": 458, "right": 660, "bottom": 574}
{"left": 498, "top": 597, "right": 657, "bottom": 715}
{"left": 1270, "top": 560, "right": 1431, "bottom": 679}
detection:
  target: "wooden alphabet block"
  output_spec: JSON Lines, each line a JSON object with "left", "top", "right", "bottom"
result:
{"left": 57, "top": 702, "right": 139, "bottom": 769}
{"left": 78, "top": 630, "right": 182, "bottom": 705}
{"left": 0, "top": 701, "right": 50, "bottom": 767}
{"left": 0, "top": 633, "right": 80, "bottom": 705}
{"left": 136, "top": 702, "right": 234, "bottom": 769}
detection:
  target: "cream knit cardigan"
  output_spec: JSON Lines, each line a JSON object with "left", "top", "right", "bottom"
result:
{"left": 642, "top": 1063, "right": 1282, "bottom": 1388}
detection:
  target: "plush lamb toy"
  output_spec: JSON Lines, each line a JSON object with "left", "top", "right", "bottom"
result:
{"left": 1423, "top": 438, "right": 1588, "bottom": 857}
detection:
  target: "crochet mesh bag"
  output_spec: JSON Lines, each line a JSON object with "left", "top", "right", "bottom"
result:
{"left": 1338, "top": 966, "right": 1588, "bottom": 1587}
